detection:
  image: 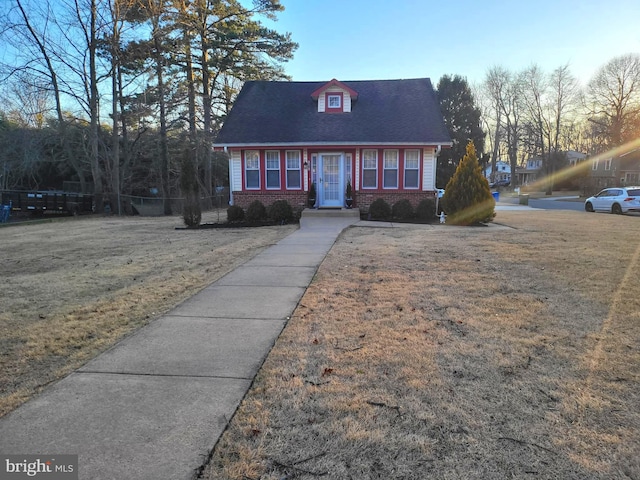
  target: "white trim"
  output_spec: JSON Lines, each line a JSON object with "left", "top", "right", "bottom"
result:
{"left": 355, "top": 150, "right": 360, "bottom": 191}
{"left": 311, "top": 154, "right": 318, "bottom": 193}
{"left": 422, "top": 149, "right": 436, "bottom": 191}
{"left": 230, "top": 150, "right": 242, "bottom": 193}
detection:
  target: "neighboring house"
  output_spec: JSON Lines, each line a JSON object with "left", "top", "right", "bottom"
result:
{"left": 566, "top": 150, "right": 587, "bottom": 166}
{"left": 516, "top": 156, "right": 543, "bottom": 185}
{"left": 515, "top": 151, "right": 586, "bottom": 186}
{"left": 590, "top": 148, "right": 640, "bottom": 188}
{"left": 484, "top": 160, "right": 511, "bottom": 183}
{"left": 214, "top": 78, "right": 452, "bottom": 211}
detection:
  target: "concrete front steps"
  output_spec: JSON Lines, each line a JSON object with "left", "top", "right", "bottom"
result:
{"left": 301, "top": 207, "right": 361, "bottom": 219}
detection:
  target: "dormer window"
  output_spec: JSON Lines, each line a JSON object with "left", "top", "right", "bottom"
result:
{"left": 327, "top": 94, "right": 341, "bottom": 109}
{"left": 311, "top": 79, "right": 358, "bottom": 113}
{"left": 325, "top": 92, "right": 344, "bottom": 112}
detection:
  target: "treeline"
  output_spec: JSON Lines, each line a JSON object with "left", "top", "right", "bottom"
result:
{"left": 437, "top": 54, "right": 640, "bottom": 191}
{"left": 0, "top": 0, "right": 296, "bottom": 213}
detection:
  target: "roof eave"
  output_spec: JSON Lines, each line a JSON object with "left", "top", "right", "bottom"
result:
{"left": 214, "top": 141, "right": 453, "bottom": 148}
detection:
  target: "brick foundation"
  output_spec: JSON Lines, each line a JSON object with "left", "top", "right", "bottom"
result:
{"left": 354, "top": 191, "right": 437, "bottom": 212}
{"left": 232, "top": 191, "right": 309, "bottom": 211}
{"left": 231, "top": 190, "right": 437, "bottom": 213}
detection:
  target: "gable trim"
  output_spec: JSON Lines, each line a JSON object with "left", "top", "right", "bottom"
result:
{"left": 311, "top": 78, "right": 359, "bottom": 99}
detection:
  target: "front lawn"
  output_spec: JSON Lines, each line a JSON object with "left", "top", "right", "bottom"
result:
{"left": 203, "top": 210, "right": 640, "bottom": 480}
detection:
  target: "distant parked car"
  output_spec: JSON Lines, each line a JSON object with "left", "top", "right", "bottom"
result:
{"left": 489, "top": 179, "right": 510, "bottom": 188}
{"left": 585, "top": 187, "right": 640, "bottom": 214}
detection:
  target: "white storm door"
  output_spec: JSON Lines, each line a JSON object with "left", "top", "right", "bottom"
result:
{"left": 319, "top": 154, "right": 343, "bottom": 207}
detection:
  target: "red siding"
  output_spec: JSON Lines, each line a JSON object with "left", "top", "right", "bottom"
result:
{"left": 358, "top": 148, "right": 424, "bottom": 191}
{"left": 232, "top": 146, "right": 438, "bottom": 209}
{"left": 241, "top": 149, "right": 304, "bottom": 193}
{"left": 231, "top": 190, "right": 436, "bottom": 213}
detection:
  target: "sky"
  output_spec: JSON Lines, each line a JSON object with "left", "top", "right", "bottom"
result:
{"left": 262, "top": 0, "right": 640, "bottom": 87}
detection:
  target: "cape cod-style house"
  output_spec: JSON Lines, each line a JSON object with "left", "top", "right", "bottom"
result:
{"left": 214, "top": 78, "right": 452, "bottom": 211}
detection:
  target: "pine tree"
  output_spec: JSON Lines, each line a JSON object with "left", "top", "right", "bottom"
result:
{"left": 436, "top": 75, "right": 485, "bottom": 188}
{"left": 442, "top": 141, "right": 495, "bottom": 225}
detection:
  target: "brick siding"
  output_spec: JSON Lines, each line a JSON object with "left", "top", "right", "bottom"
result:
{"left": 232, "top": 190, "right": 437, "bottom": 213}
{"left": 354, "top": 191, "right": 437, "bottom": 212}
{"left": 232, "top": 191, "right": 309, "bottom": 211}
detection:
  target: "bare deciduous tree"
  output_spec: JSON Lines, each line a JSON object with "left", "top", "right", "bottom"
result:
{"left": 584, "top": 53, "right": 640, "bottom": 149}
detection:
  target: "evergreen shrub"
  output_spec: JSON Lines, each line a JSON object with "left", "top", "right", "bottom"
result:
{"left": 268, "top": 200, "right": 294, "bottom": 223}
{"left": 392, "top": 199, "right": 414, "bottom": 220}
{"left": 246, "top": 200, "right": 267, "bottom": 223}
{"left": 442, "top": 141, "right": 495, "bottom": 225}
{"left": 226, "top": 205, "right": 244, "bottom": 222}
{"left": 368, "top": 198, "right": 391, "bottom": 220}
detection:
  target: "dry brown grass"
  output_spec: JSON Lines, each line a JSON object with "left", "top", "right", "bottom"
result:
{"left": 0, "top": 211, "right": 297, "bottom": 417}
{"left": 204, "top": 210, "right": 640, "bottom": 480}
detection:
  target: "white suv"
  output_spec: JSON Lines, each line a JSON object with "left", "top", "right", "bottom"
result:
{"left": 585, "top": 187, "right": 640, "bottom": 214}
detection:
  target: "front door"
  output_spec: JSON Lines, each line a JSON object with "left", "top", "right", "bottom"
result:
{"left": 318, "top": 154, "right": 343, "bottom": 207}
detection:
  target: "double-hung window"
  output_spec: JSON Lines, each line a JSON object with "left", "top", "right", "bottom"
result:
{"left": 404, "top": 150, "right": 420, "bottom": 189}
{"left": 327, "top": 94, "right": 341, "bottom": 109}
{"left": 286, "top": 151, "right": 301, "bottom": 189}
{"left": 604, "top": 158, "right": 612, "bottom": 170}
{"left": 362, "top": 149, "right": 377, "bottom": 188}
{"left": 266, "top": 151, "right": 280, "bottom": 189}
{"left": 245, "top": 150, "right": 260, "bottom": 189}
{"left": 383, "top": 150, "right": 398, "bottom": 188}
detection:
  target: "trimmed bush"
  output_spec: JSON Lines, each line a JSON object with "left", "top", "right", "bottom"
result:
{"left": 226, "top": 205, "right": 244, "bottom": 223}
{"left": 442, "top": 141, "right": 495, "bottom": 225}
{"left": 368, "top": 198, "right": 391, "bottom": 220}
{"left": 268, "top": 200, "right": 294, "bottom": 223}
{"left": 245, "top": 200, "right": 267, "bottom": 223}
{"left": 392, "top": 199, "right": 415, "bottom": 220}
{"left": 416, "top": 198, "right": 437, "bottom": 221}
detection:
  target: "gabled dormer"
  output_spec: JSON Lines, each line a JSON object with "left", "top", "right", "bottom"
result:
{"left": 311, "top": 79, "right": 358, "bottom": 113}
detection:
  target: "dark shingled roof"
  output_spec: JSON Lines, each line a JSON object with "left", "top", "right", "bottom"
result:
{"left": 215, "top": 78, "right": 452, "bottom": 145}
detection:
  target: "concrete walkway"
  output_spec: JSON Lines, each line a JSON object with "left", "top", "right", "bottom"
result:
{"left": 0, "top": 216, "right": 359, "bottom": 480}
